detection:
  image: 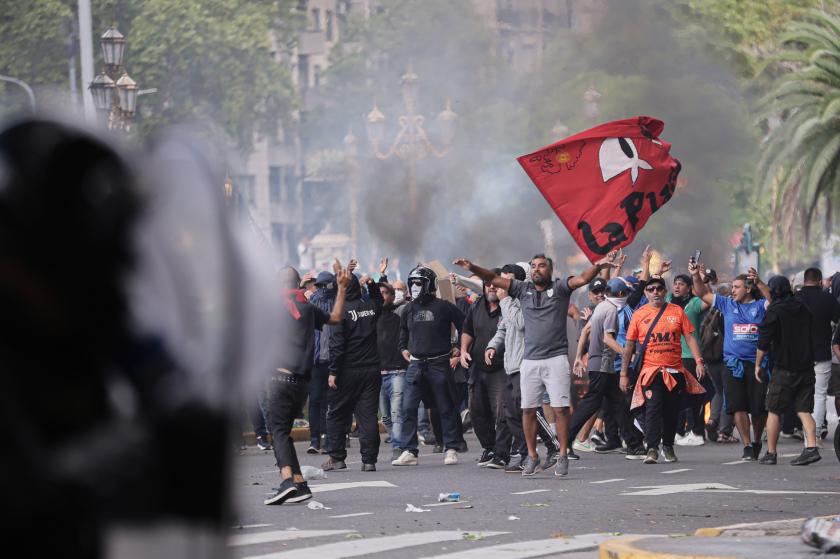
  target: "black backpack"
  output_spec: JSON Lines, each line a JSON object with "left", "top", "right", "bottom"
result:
{"left": 699, "top": 307, "right": 724, "bottom": 362}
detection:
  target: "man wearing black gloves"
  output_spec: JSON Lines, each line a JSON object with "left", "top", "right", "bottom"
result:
{"left": 460, "top": 272, "right": 508, "bottom": 467}
{"left": 322, "top": 258, "right": 389, "bottom": 472}
{"left": 756, "top": 276, "right": 821, "bottom": 466}
{"left": 265, "top": 265, "right": 349, "bottom": 506}
{"left": 394, "top": 265, "right": 466, "bottom": 467}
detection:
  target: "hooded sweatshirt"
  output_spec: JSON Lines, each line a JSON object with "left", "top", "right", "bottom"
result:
{"left": 796, "top": 284, "right": 840, "bottom": 362}
{"left": 463, "top": 295, "right": 505, "bottom": 373}
{"left": 328, "top": 274, "right": 384, "bottom": 375}
{"left": 378, "top": 299, "right": 407, "bottom": 372}
{"left": 310, "top": 272, "right": 336, "bottom": 363}
{"left": 488, "top": 296, "right": 525, "bottom": 375}
{"left": 757, "top": 296, "right": 814, "bottom": 371}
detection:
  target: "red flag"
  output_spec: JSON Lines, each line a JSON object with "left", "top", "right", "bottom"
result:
{"left": 517, "top": 116, "right": 681, "bottom": 263}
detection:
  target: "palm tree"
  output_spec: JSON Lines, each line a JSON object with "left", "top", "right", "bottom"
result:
{"left": 757, "top": 9, "right": 840, "bottom": 253}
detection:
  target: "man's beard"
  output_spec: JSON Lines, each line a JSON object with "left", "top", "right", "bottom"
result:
{"left": 486, "top": 293, "right": 499, "bottom": 303}
{"left": 532, "top": 273, "right": 550, "bottom": 286}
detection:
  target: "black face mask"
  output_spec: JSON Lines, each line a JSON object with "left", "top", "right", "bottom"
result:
{"left": 670, "top": 293, "right": 691, "bottom": 308}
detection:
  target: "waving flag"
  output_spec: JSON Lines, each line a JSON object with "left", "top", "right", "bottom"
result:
{"left": 517, "top": 116, "right": 681, "bottom": 263}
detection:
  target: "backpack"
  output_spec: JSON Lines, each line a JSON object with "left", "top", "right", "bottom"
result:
{"left": 699, "top": 307, "right": 724, "bottom": 362}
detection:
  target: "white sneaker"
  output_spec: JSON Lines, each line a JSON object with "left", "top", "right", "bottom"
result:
{"left": 392, "top": 450, "right": 419, "bottom": 466}
{"left": 573, "top": 439, "right": 596, "bottom": 452}
{"left": 444, "top": 449, "right": 458, "bottom": 465}
{"left": 676, "top": 432, "right": 704, "bottom": 447}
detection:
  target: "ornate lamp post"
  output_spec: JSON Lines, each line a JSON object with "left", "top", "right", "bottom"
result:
{"left": 343, "top": 129, "right": 359, "bottom": 256}
{"left": 88, "top": 26, "right": 139, "bottom": 133}
{"left": 365, "top": 68, "right": 457, "bottom": 216}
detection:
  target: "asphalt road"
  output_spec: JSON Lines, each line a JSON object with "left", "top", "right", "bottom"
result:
{"left": 228, "top": 428, "right": 839, "bottom": 558}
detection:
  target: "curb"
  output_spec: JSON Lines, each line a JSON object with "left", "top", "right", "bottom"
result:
{"left": 597, "top": 535, "right": 727, "bottom": 559}
{"left": 694, "top": 514, "right": 837, "bottom": 537}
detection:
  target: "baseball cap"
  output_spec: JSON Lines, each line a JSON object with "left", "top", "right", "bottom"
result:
{"left": 607, "top": 277, "right": 631, "bottom": 296}
{"left": 704, "top": 268, "right": 718, "bottom": 283}
{"left": 646, "top": 276, "right": 667, "bottom": 290}
{"left": 315, "top": 271, "right": 335, "bottom": 286}
{"left": 589, "top": 277, "right": 607, "bottom": 293}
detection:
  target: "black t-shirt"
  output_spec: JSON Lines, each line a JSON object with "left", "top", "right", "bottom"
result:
{"left": 463, "top": 297, "right": 504, "bottom": 373}
{"left": 278, "top": 300, "right": 330, "bottom": 379}
{"left": 796, "top": 286, "right": 840, "bottom": 362}
{"left": 399, "top": 297, "right": 465, "bottom": 358}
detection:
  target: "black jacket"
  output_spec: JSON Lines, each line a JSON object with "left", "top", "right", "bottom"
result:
{"left": 463, "top": 296, "right": 505, "bottom": 373}
{"left": 757, "top": 296, "right": 814, "bottom": 371}
{"left": 795, "top": 285, "right": 840, "bottom": 362}
{"left": 377, "top": 301, "right": 407, "bottom": 371}
{"left": 399, "top": 296, "right": 465, "bottom": 358}
{"left": 329, "top": 275, "right": 384, "bottom": 375}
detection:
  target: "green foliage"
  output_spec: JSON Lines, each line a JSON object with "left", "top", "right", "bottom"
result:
{"left": 758, "top": 9, "right": 840, "bottom": 245}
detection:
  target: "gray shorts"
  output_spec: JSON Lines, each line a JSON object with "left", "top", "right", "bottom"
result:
{"left": 520, "top": 354, "right": 571, "bottom": 409}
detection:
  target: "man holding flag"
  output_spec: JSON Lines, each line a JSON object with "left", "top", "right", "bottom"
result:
{"left": 453, "top": 252, "right": 619, "bottom": 477}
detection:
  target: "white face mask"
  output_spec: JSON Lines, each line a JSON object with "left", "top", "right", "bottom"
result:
{"left": 410, "top": 285, "right": 422, "bottom": 299}
{"left": 607, "top": 295, "right": 628, "bottom": 309}
{"left": 394, "top": 290, "right": 406, "bottom": 304}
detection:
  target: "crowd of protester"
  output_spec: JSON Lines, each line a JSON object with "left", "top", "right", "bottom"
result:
{"left": 259, "top": 246, "right": 840, "bottom": 505}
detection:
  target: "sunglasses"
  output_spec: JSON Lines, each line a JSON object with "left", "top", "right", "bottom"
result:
{"left": 645, "top": 285, "right": 666, "bottom": 293}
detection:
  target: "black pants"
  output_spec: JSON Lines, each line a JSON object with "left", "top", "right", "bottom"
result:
{"left": 677, "top": 359, "right": 714, "bottom": 437}
{"left": 643, "top": 373, "right": 686, "bottom": 449}
{"left": 569, "top": 371, "right": 627, "bottom": 446}
{"left": 266, "top": 373, "right": 308, "bottom": 475}
{"left": 469, "top": 369, "right": 509, "bottom": 451}
{"left": 308, "top": 361, "right": 330, "bottom": 445}
{"left": 503, "top": 372, "right": 559, "bottom": 458}
{"left": 326, "top": 366, "right": 382, "bottom": 464}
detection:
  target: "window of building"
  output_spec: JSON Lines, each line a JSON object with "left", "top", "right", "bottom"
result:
{"left": 298, "top": 55, "right": 309, "bottom": 90}
{"left": 311, "top": 8, "right": 321, "bottom": 30}
{"left": 313, "top": 65, "right": 322, "bottom": 88}
{"left": 325, "top": 10, "right": 334, "bottom": 41}
{"left": 232, "top": 174, "right": 256, "bottom": 206}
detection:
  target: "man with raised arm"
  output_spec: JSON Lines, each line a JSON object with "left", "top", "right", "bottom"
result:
{"left": 691, "top": 261, "right": 771, "bottom": 461}
{"left": 454, "top": 251, "right": 618, "bottom": 477}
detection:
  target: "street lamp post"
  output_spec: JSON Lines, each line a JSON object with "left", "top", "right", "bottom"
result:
{"left": 88, "top": 26, "right": 139, "bottom": 133}
{"left": 365, "top": 68, "right": 457, "bottom": 216}
{"left": 343, "top": 130, "right": 360, "bottom": 257}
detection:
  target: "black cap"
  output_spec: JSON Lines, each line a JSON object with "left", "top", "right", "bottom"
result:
{"left": 589, "top": 277, "right": 607, "bottom": 293}
{"left": 646, "top": 276, "right": 667, "bottom": 289}
{"left": 705, "top": 268, "right": 718, "bottom": 282}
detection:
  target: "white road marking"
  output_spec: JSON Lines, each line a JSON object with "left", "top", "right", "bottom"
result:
{"left": 511, "top": 489, "right": 551, "bottom": 495}
{"left": 622, "top": 483, "right": 840, "bottom": 497}
{"left": 423, "top": 501, "right": 471, "bottom": 507}
{"left": 243, "top": 531, "right": 508, "bottom": 559}
{"left": 329, "top": 512, "right": 374, "bottom": 519}
{"left": 228, "top": 529, "right": 354, "bottom": 547}
{"left": 590, "top": 478, "right": 625, "bottom": 484}
{"left": 232, "top": 523, "right": 273, "bottom": 530}
{"left": 420, "top": 533, "right": 616, "bottom": 559}
{"left": 722, "top": 460, "right": 748, "bottom": 465}
{"left": 309, "top": 481, "right": 397, "bottom": 493}
{"left": 662, "top": 469, "right": 692, "bottom": 474}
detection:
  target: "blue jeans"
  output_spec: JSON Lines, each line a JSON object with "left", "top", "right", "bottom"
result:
{"left": 380, "top": 371, "right": 406, "bottom": 449}
{"left": 401, "top": 361, "right": 460, "bottom": 453}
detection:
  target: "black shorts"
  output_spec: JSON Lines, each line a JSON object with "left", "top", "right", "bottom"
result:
{"left": 722, "top": 360, "right": 767, "bottom": 416}
{"left": 765, "top": 367, "right": 815, "bottom": 414}
{"left": 830, "top": 363, "right": 840, "bottom": 397}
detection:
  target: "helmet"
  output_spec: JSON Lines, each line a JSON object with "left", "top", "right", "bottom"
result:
{"left": 408, "top": 265, "right": 437, "bottom": 300}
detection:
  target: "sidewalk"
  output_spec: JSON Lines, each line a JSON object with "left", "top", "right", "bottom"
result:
{"left": 599, "top": 516, "right": 837, "bottom": 558}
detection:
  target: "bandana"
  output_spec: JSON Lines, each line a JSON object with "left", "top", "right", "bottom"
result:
{"left": 281, "top": 288, "right": 307, "bottom": 320}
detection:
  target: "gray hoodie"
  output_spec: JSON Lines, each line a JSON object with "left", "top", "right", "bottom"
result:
{"left": 487, "top": 296, "right": 525, "bottom": 375}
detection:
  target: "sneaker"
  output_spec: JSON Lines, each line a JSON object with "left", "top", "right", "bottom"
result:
{"left": 505, "top": 457, "right": 525, "bottom": 473}
{"left": 625, "top": 446, "right": 647, "bottom": 460}
{"left": 554, "top": 454, "right": 569, "bottom": 477}
{"left": 544, "top": 450, "right": 558, "bottom": 469}
{"left": 486, "top": 456, "right": 507, "bottom": 469}
{"left": 573, "top": 439, "right": 596, "bottom": 452}
{"left": 361, "top": 463, "right": 376, "bottom": 472}
{"left": 717, "top": 433, "right": 738, "bottom": 444}
{"left": 256, "top": 435, "right": 272, "bottom": 451}
{"left": 444, "top": 449, "right": 459, "bottom": 465}
{"left": 741, "top": 445, "right": 756, "bottom": 461}
{"left": 477, "top": 449, "right": 495, "bottom": 467}
{"left": 461, "top": 409, "right": 472, "bottom": 432}
{"left": 392, "top": 450, "right": 419, "bottom": 466}
{"left": 820, "top": 421, "right": 828, "bottom": 440}
{"left": 433, "top": 444, "right": 444, "bottom": 454}
{"left": 751, "top": 441, "right": 762, "bottom": 460}
{"left": 420, "top": 433, "right": 436, "bottom": 446}
{"left": 286, "top": 481, "right": 313, "bottom": 503}
{"left": 521, "top": 454, "right": 540, "bottom": 476}
{"left": 791, "top": 447, "right": 821, "bottom": 466}
{"left": 758, "top": 452, "right": 777, "bottom": 465}
{"left": 566, "top": 448, "right": 580, "bottom": 461}
{"left": 705, "top": 421, "right": 719, "bottom": 444}
{"left": 779, "top": 431, "right": 795, "bottom": 439}
{"left": 306, "top": 445, "right": 320, "bottom": 455}
{"left": 673, "top": 433, "right": 688, "bottom": 445}
{"left": 590, "top": 430, "right": 607, "bottom": 446}
{"left": 676, "top": 432, "right": 704, "bottom": 447}
{"left": 595, "top": 441, "right": 623, "bottom": 453}
{"left": 264, "top": 478, "right": 297, "bottom": 505}
{"left": 662, "top": 445, "right": 678, "bottom": 463}
{"left": 643, "top": 447, "right": 659, "bottom": 464}
{"left": 456, "top": 440, "right": 469, "bottom": 453}
{"left": 392, "top": 448, "right": 402, "bottom": 461}
{"left": 321, "top": 458, "right": 346, "bottom": 471}
{"left": 385, "top": 436, "right": 392, "bottom": 444}
{"left": 791, "top": 428, "right": 804, "bottom": 441}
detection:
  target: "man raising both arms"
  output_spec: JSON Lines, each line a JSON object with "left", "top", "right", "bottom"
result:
{"left": 454, "top": 251, "right": 619, "bottom": 477}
